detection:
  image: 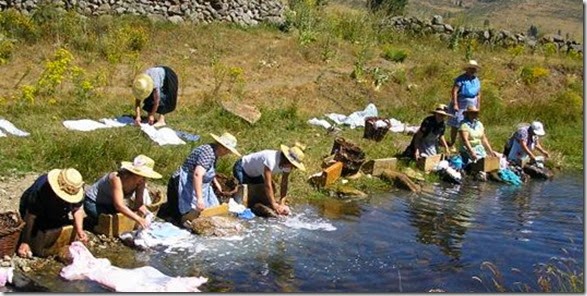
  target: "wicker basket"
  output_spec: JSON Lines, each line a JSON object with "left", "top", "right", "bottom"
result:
{"left": 363, "top": 117, "right": 391, "bottom": 142}
{"left": 330, "top": 137, "right": 366, "bottom": 176}
{"left": 0, "top": 211, "right": 25, "bottom": 257}
{"left": 146, "top": 190, "right": 167, "bottom": 216}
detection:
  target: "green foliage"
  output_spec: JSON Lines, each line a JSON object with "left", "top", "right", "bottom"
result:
{"left": 0, "top": 38, "right": 14, "bottom": 65}
{"left": 0, "top": 9, "right": 40, "bottom": 42}
{"left": 287, "top": 0, "right": 320, "bottom": 45}
{"left": 381, "top": 45, "right": 407, "bottom": 62}
{"left": 99, "top": 22, "right": 150, "bottom": 63}
{"left": 507, "top": 44, "right": 525, "bottom": 64}
{"left": 520, "top": 65, "right": 549, "bottom": 85}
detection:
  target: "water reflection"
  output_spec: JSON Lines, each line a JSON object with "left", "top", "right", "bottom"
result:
{"left": 406, "top": 184, "right": 479, "bottom": 261}
{"left": 310, "top": 197, "right": 363, "bottom": 220}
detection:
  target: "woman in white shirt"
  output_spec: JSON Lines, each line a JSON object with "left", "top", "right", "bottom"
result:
{"left": 233, "top": 144, "right": 306, "bottom": 216}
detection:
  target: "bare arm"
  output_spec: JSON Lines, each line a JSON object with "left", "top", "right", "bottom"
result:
{"left": 460, "top": 130, "right": 477, "bottom": 161}
{"left": 110, "top": 174, "right": 146, "bottom": 228}
{"left": 535, "top": 140, "right": 550, "bottom": 158}
{"left": 451, "top": 85, "right": 460, "bottom": 110}
{"left": 148, "top": 90, "right": 160, "bottom": 125}
{"left": 194, "top": 165, "right": 206, "bottom": 210}
{"left": 477, "top": 90, "right": 482, "bottom": 109}
{"left": 439, "top": 135, "right": 450, "bottom": 154}
{"left": 263, "top": 167, "right": 278, "bottom": 209}
{"left": 72, "top": 207, "right": 87, "bottom": 243}
{"left": 134, "top": 99, "right": 142, "bottom": 125}
{"left": 17, "top": 212, "right": 36, "bottom": 257}
{"left": 279, "top": 172, "right": 290, "bottom": 202}
{"left": 481, "top": 134, "right": 496, "bottom": 156}
{"left": 412, "top": 130, "right": 424, "bottom": 159}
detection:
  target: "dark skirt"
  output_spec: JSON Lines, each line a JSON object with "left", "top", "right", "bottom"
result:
{"left": 142, "top": 66, "right": 179, "bottom": 115}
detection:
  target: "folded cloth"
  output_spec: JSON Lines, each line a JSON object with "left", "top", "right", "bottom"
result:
{"left": 0, "top": 119, "right": 30, "bottom": 137}
{"left": 237, "top": 208, "right": 255, "bottom": 220}
{"left": 140, "top": 124, "right": 186, "bottom": 146}
{"left": 325, "top": 103, "right": 378, "bottom": 129}
{"left": 119, "top": 221, "right": 194, "bottom": 251}
{"left": 228, "top": 198, "right": 246, "bottom": 214}
{"left": 175, "top": 130, "right": 200, "bottom": 142}
{"left": 307, "top": 118, "right": 332, "bottom": 129}
{"left": 60, "top": 242, "right": 207, "bottom": 292}
{"left": 0, "top": 267, "right": 13, "bottom": 287}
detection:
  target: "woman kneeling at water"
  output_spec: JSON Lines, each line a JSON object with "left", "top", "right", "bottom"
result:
{"left": 232, "top": 143, "right": 306, "bottom": 216}
{"left": 458, "top": 105, "right": 498, "bottom": 165}
{"left": 84, "top": 155, "right": 162, "bottom": 230}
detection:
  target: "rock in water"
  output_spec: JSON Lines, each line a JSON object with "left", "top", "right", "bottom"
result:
{"left": 189, "top": 216, "right": 243, "bottom": 236}
{"left": 251, "top": 203, "right": 278, "bottom": 218}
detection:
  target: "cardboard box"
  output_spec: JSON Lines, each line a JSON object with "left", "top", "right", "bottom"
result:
{"left": 362, "top": 158, "right": 398, "bottom": 176}
{"left": 470, "top": 156, "right": 500, "bottom": 172}
{"left": 323, "top": 162, "right": 343, "bottom": 187}
{"left": 200, "top": 203, "right": 230, "bottom": 218}
{"left": 417, "top": 154, "right": 443, "bottom": 172}
{"left": 94, "top": 213, "right": 137, "bottom": 237}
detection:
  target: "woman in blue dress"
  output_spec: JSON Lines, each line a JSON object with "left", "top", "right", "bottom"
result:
{"left": 447, "top": 60, "right": 482, "bottom": 149}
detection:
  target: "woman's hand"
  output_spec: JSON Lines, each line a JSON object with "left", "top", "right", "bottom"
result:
{"left": 137, "top": 217, "right": 150, "bottom": 230}
{"left": 196, "top": 199, "right": 206, "bottom": 211}
{"left": 17, "top": 243, "right": 33, "bottom": 258}
{"left": 134, "top": 116, "right": 142, "bottom": 126}
{"left": 76, "top": 231, "right": 89, "bottom": 244}
{"left": 148, "top": 115, "right": 155, "bottom": 125}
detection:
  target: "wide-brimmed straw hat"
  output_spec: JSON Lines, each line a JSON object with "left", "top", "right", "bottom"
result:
{"left": 463, "top": 60, "right": 480, "bottom": 70}
{"left": 280, "top": 144, "right": 306, "bottom": 172}
{"left": 430, "top": 104, "right": 454, "bottom": 117}
{"left": 121, "top": 155, "right": 162, "bottom": 179}
{"left": 210, "top": 133, "right": 241, "bottom": 157}
{"left": 47, "top": 168, "right": 85, "bottom": 203}
{"left": 463, "top": 105, "right": 480, "bottom": 114}
{"left": 531, "top": 121, "right": 546, "bottom": 136}
{"left": 132, "top": 73, "right": 154, "bottom": 100}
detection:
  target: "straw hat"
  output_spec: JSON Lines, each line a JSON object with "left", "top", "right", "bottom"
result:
{"left": 280, "top": 144, "right": 306, "bottom": 172}
{"left": 210, "top": 133, "right": 241, "bottom": 157}
{"left": 463, "top": 105, "right": 480, "bottom": 114}
{"left": 120, "top": 155, "right": 162, "bottom": 179}
{"left": 132, "top": 73, "right": 154, "bottom": 100}
{"left": 47, "top": 168, "right": 85, "bottom": 203}
{"left": 463, "top": 60, "right": 480, "bottom": 70}
{"left": 531, "top": 121, "right": 546, "bottom": 136}
{"left": 430, "top": 104, "right": 454, "bottom": 117}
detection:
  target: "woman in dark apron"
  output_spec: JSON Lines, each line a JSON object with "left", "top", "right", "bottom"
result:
{"left": 132, "top": 66, "right": 179, "bottom": 127}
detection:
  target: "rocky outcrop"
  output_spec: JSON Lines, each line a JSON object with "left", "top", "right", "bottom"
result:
{"left": 0, "top": 0, "right": 286, "bottom": 26}
{"left": 383, "top": 15, "right": 582, "bottom": 54}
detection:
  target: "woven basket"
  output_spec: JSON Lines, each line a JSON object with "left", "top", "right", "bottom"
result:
{"left": 363, "top": 117, "right": 391, "bottom": 142}
{"left": 146, "top": 190, "right": 167, "bottom": 216}
{"left": 0, "top": 211, "right": 25, "bottom": 257}
{"left": 330, "top": 137, "right": 366, "bottom": 176}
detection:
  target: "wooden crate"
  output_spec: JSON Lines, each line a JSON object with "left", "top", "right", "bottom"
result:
{"left": 470, "top": 156, "right": 500, "bottom": 172}
{"left": 94, "top": 213, "right": 137, "bottom": 237}
{"left": 417, "top": 154, "right": 443, "bottom": 172}
{"left": 362, "top": 158, "right": 398, "bottom": 176}
{"left": 322, "top": 162, "right": 343, "bottom": 187}
{"left": 200, "top": 203, "right": 230, "bottom": 218}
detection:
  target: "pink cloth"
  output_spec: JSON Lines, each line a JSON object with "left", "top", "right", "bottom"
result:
{"left": 0, "top": 267, "right": 13, "bottom": 287}
{"left": 60, "top": 242, "right": 207, "bottom": 292}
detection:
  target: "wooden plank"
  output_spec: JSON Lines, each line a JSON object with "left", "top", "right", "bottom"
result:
{"left": 94, "top": 213, "right": 137, "bottom": 237}
{"left": 221, "top": 100, "right": 262, "bottom": 124}
{"left": 199, "top": 203, "right": 230, "bottom": 218}
{"left": 417, "top": 154, "right": 443, "bottom": 172}
{"left": 470, "top": 156, "right": 500, "bottom": 172}
{"left": 323, "top": 161, "right": 343, "bottom": 187}
{"left": 362, "top": 158, "right": 398, "bottom": 176}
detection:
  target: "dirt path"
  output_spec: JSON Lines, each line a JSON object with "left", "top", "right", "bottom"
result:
{"left": 0, "top": 173, "right": 40, "bottom": 213}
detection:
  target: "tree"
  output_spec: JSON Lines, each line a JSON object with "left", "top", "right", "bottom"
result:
{"left": 368, "top": 0, "right": 408, "bottom": 16}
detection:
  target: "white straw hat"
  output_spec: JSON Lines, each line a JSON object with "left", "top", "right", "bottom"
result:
{"left": 430, "top": 103, "right": 454, "bottom": 117}
{"left": 531, "top": 121, "right": 546, "bottom": 136}
{"left": 463, "top": 60, "right": 480, "bottom": 70}
{"left": 210, "top": 133, "right": 241, "bottom": 157}
{"left": 120, "top": 155, "right": 162, "bottom": 179}
{"left": 280, "top": 144, "right": 306, "bottom": 172}
{"left": 47, "top": 168, "right": 85, "bottom": 203}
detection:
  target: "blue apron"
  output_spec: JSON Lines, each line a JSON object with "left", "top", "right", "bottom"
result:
{"left": 178, "top": 164, "right": 219, "bottom": 215}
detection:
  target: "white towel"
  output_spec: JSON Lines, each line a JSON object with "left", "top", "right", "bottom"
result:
{"left": 63, "top": 116, "right": 134, "bottom": 131}
{"left": 325, "top": 103, "right": 378, "bottom": 129}
{"left": 0, "top": 119, "right": 30, "bottom": 137}
{"left": 140, "top": 124, "right": 185, "bottom": 146}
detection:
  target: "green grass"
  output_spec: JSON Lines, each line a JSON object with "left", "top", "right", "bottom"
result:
{"left": 0, "top": 4, "right": 582, "bottom": 204}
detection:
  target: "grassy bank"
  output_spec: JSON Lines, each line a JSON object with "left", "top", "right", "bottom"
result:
{"left": 0, "top": 3, "right": 582, "bottom": 200}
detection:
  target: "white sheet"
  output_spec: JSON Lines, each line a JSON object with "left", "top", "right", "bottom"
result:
{"left": 60, "top": 242, "right": 207, "bottom": 292}
{"left": 0, "top": 119, "right": 30, "bottom": 137}
{"left": 119, "top": 221, "right": 194, "bottom": 252}
{"left": 140, "top": 124, "right": 186, "bottom": 146}
{"left": 62, "top": 116, "right": 134, "bottom": 132}
{"left": 325, "top": 103, "right": 378, "bottom": 129}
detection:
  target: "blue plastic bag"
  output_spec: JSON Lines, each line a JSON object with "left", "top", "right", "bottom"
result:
{"left": 237, "top": 208, "right": 255, "bottom": 220}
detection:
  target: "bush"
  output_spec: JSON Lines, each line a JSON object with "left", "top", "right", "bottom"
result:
{"left": 367, "top": 0, "right": 408, "bottom": 16}
{"left": 520, "top": 65, "right": 549, "bottom": 85}
{"left": 0, "top": 9, "right": 40, "bottom": 42}
{"left": 382, "top": 46, "right": 407, "bottom": 62}
{"left": 0, "top": 38, "right": 14, "bottom": 65}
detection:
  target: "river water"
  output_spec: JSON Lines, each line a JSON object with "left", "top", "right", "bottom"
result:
{"left": 14, "top": 173, "right": 585, "bottom": 292}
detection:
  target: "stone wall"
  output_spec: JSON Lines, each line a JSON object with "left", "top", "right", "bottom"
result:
{"left": 0, "top": 0, "right": 286, "bottom": 26}
{"left": 384, "top": 15, "right": 583, "bottom": 54}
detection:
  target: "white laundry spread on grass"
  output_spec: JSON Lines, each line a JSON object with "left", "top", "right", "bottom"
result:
{"left": 308, "top": 104, "right": 419, "bottom": 133}
{"left": 60, "top": 242, "right": 207, "bottom": 292}
{"left": 139, "top": 124, "right": 186, "bottom": 146}
{"left": 62, "top": 116, "right": 134, "bottom": 131}
{"left": 0, "top": 119, "right": 30, "bottom": 137}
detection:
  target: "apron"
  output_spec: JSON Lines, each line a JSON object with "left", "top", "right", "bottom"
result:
{"left": 418, "top": 131, "right": 440, "bottom": 157}
{"left": 178, "top": 164, "right": 219, "bottom": 215}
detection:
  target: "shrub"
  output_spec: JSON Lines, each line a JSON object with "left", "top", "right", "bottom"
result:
{"left": 382, "top": 46, "right": 407, "bottom": 62}
{"left": 520, "top": 65, "right": 549, "bottom": 85}
{"left": 367, "top": 0, "right": 408, "bottom": 16}
{"left": 0, "top": 38, "right": 14, "bottom": 65}
{"left": 0, "top": 9, "right": 40, "bottom": 42}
